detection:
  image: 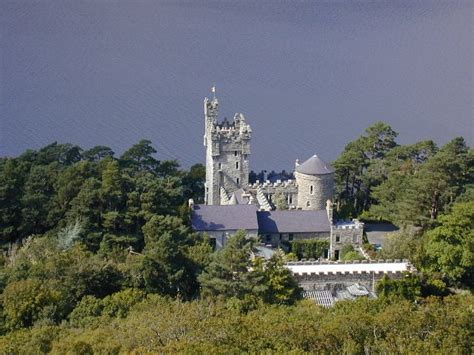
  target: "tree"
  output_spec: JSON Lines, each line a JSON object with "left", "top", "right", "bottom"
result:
{"left": 424, "top": 201, "right": 474, "bottom": 287}
{"left": 83, "top": 146, "right": 115, "bottom": 162}
{"left": 290, "top": 239, "right": 329, "bottom": 259}
{"left": 370, "top": 138, "right": 472, "bottom": 227}
{"left": 120, "top": 139, "right": 159, "bottom": 173}
{"left": 2, "top": 279, "right": 67, "bottom": 330}
{"left": 20, "top": 164, "right": 59, "bottom": 236}
{"left": 376, "top": 274, "right": 421, "bottom": 301}
{"left": 199, "top": 231, "right": 260, "bottom": 300}
{"left": 254, "top": 251, "right": 302, "bottom": 305}
{"left": 100, "top": 159, "right": 123, "bottom": 211}
{"left": 182, "top": 164, "right": 206, "bottom": 203}
{"left": 273, "top": 192, "right": 288, "bottom": 210}
{"left": 0, "top": 159, "right": 23, "bottom": 243}
{"left": 141, "top": 215, "right": 199, "bottom": 298}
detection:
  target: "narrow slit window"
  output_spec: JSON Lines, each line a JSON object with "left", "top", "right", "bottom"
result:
{"left": 306, "top": 201, "right": 311, "bottom": 207}
{"left": 235, "top": 161, "right": 239, "bottom": 169}
{"left": 310, "top": 185, "right": 314, "bottom": 194}
{"left": 236, "top": 178, "right": 240, "bottom": 184}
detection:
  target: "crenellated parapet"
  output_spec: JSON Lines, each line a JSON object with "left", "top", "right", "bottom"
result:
{"left": 333, "top": 219, "right": 364, "bottom": 230}
{"left": 285, "top": 259, "right": 416, "bottom": 291}
{"left": 285, "top": 259, "right": 415, "bottom": 276}
{"left": 204, "top": 91, "right": 252, "bottom": 205}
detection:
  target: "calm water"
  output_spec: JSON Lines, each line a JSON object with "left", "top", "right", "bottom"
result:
{"left": 1, "top": 1, "right": 472, "bottom": 170}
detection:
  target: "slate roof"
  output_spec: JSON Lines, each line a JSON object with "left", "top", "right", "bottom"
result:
{"left": 296, "top": 154, "right": 335, "bottom": 175}
{"left": 303, "top": 290, "right": 335, "bottom": 308}
{"left": 191, "top": 204, "right": 258, "bottom": 231}
{"left": 257, "top": 210, "right": 331, "bottom": 234}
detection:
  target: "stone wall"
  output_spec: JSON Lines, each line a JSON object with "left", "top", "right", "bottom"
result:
{"left": 250, "top": 180, "right": 299, "bottom": 209}
{"left": 287, "top": 260, "right": 413, "bottom": 291}
{"left": 329, "top": 220, "right": 364, "bottom": 259}
{"left": 295, "top": 171, "right": 334, "bottom": 210}
{"left": 204, "top": 229, "right": 259, "bottom": 250}
{"left": 261, "top": 232, "right": 330, "bottom": 248}
{"left": 204, "top": 95, "right": 252, "bottom": 205}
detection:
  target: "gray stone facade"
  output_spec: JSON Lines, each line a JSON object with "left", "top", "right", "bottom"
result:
{"left": 200, "top": 90, "right": 363, "bottom": 260}
{"left": 329, "top": 220, "right": 365, "bottom": 259}
{"left": 295, "top": 171, "right": 334, "bottom": 210}
{"left": 203, "top": 92, "right": 335, "bottom": 212}
{"left": 204, "top": 96, "right": 251, "bottom": 205}
{"left": 286, "top": 260, "right": 415, "bottom": 291}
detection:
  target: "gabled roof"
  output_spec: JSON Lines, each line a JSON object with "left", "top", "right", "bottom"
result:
{"left": 257, "top": 210, "right": 331, "bottom": 234}
{"left": 191, "top": 204, "right": 258, "bottom": 231}
{"left": 296, "top": 154, "right": 335, "bottom": 175}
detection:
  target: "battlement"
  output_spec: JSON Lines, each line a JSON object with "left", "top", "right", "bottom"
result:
{"left": 333, "top": 219, "right": 364, "bottom": 230}
{"left": 249, "top": 179, "right": 298, "bottom": 189}
{"left": 285, "top": 259, "right": 415, "bottom": 276}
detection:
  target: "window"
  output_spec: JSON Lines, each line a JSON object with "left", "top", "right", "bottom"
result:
{"left": 218, "top": 163, "right": 222, "bottom": 169}
{"left": 306, "top": 201, "right": 311, "bottom": 207}
{"left": 335, "top": 234, "right": 340, "bottom": 243}
{"left": 310, "top": 185, "right": 314, "bottom": 194}
{"left": 236, "top": 177, "right": 240, "bottom": 184}
{"left": 334, "top": 250, "right": 340, "bottom": 260}
{"left": 210, "top": 238, "right": 217, "bottom": 251}
{"left": 234, "top": 151, "right": 238, "bottom": 156}
{"left": 288, "top": 195, "right": 293, "bottom": 204}
{"left": 289, "top": 233, "right": 294, "bottom": 241}
{"left": 235, "top": 161, "right": 239, "bottom": 169}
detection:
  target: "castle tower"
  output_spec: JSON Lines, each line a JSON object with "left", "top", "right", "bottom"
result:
{"left": 294, "top": 154, "right": 335, "bottom": 210}
{"left": 204, "top": 91, "right": 252, "bottom": 205}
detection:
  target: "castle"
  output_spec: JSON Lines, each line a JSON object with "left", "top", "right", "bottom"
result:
{"left": 192, "top": 90, "right": 364, "bottom": 260}
{"left": 203, "top": 94, "right": 334, "bottom": 211}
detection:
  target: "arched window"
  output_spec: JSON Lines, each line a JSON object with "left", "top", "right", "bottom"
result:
{"left": 306, "top": 201, "right": 311, "bottom": 207}
{"left": 235, "top": 161, "right": 239, "bottom": 169}
{"left": 310, "top": 185, "right": 314, "bottom": 194}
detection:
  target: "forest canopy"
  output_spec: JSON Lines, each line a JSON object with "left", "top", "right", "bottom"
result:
{"left": 0, "top": 127, "right": 472, "bottom": 353}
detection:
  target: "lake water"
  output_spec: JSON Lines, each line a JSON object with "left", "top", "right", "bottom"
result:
{"left": 1, "top": 1, "right": 472, "bottom": 170}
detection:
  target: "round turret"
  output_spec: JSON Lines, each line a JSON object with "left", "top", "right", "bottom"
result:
{"left": 295, "top": 154, "right": 335, "bottom": 210}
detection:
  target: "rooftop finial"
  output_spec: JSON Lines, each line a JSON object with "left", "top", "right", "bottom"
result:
{"left": 211, "top": 85, "right": 216, "bottom": 100}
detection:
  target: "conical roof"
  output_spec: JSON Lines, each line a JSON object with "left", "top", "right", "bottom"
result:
{"left": 295, "top": 154, "right": 335, "bottom": 175}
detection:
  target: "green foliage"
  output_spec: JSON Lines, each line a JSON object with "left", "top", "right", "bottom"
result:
{"left": 369, "top": 138, "right": 473, "bottom": 227}
{"left": 340, "top": 244, "right": 365, "bottom": 261}
{"left": 199, "top": 231, "right": 260, "bottom": 300}
{"left": 290, "top": 239, "right": 329, "bottom": 259}
{"left": 0, "top": 135, "right": 471, "bottom": 350}
{"left": 424, "top": 201, "right": 474, "bottom": 287}
{"left": 376, "top": 274, "right": 422, "bottom": 301}
{"left": 199, "top": 232, "right": 301, "bottom": 306}
{"left": 273, "top": 191, "right": 289, "bottom": 210}
{"left": 333, "top": 123, "right": 472, "bottom": 228}
{"left": 1, "top": 294, "right": 471, "bottom": 353}
{"left": 333, "top": 121, "right": 398, "bottom": 216}
{"left": 254, "top": 252, "right": 302, "bottom": 305}
{"left": 2, "top": 278, "right": 67, "bottom": 330}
